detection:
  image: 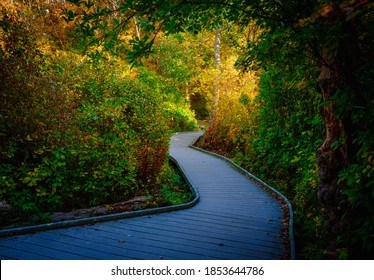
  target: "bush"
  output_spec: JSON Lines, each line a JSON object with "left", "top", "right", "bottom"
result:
{"left": 0, "top": 7, "right": 172, "bottom": 217}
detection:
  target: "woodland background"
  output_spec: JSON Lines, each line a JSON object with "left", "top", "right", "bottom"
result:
{"left": 0, "top": 0, "right": 373, "bottom": 259}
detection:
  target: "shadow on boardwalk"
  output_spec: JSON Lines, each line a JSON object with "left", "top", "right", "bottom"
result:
{"left": 0, "top": 131, "right": 293, "bottom": 260}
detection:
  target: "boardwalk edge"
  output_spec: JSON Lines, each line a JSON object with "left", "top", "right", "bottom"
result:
{"left": 190, "top": 136, "right": 296, "bottom": 260}
{"left": 0, "top": 156, "right": 200, "bottom": 238}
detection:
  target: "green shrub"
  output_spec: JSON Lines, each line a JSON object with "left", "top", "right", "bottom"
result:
{"left": 0, "top": 8, "right": 171, "bottom": 216}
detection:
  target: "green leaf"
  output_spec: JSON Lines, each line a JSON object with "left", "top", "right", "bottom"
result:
{"left": 113, "top": 18, "right": 120, "bottom": 26}
{"left": 22, "top": 177, "right": 32, "bottom": 184}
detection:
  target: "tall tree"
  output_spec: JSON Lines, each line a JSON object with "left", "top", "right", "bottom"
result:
{"left": 209, "top": 25, "right": 222, "bottom": 126}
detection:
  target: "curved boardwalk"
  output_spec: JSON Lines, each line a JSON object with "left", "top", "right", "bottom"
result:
{"left": 0, "top": 131, "right": 290, "bottom": 260}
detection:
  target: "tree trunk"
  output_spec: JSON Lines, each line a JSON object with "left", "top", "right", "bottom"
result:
{"left": 315, "top": 2, "right": 363, "bottom": 250}
{"left": 133, "top": 16, "right": 141, "bottom": 39}
{"left": 209, "top": 25, "right": 222, "bottom": 127}
{"left": 316, "top": 52, "right": 348, "bottom": 244}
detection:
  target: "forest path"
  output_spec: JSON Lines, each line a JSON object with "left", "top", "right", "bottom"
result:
{"left": 0, "top": 131, "right": 292, "bottom": 260}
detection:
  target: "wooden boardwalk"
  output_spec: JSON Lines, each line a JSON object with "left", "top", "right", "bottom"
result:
{"left": 0, "top": 131, "right": 293, "bottom": 260}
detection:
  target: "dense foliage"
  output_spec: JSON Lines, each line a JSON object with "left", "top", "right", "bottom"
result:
{"left": 195, "top": 0, "right": 373, "bottom": 258}
{"left": 1, "top": 0, "right": 373, "bottom": 260}
{"left": 0, "top": 1, "right": 198, "bottom": 222}
{"left": 199, "top": 36, "right": 326, "bottom": 257}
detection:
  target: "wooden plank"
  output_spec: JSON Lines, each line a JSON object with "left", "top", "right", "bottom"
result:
{"left": 186, "top": 207, "right": 283, "bottom": 219}
{"left": 122, "top": 215, "right": 285, "bottom": 245}
{"left": 0, "top": 238, "right": 88, "bottom": 259}
{"left": 118, "top": 221, "right": 285, "bottom": 253}
{"left": 94, "top": 222, "right": 284, "bottom": 257}
{"left": 81, "top": 226, "right": 223, "bottom": 259}
{"left": 23, "top": 233, "right": 132, "bottom": 260}
{"left": 48, "top": 225, "right": 219, "bottom": 260}
{"left": 41, "top": 230, "right": 165, "bottom": 260}
{"left": 82, "top": 224, "right": 274, "bottom": 260}
{"left": 123, "top": 211, "right": 283, "bottom": 236}
{"left": 0, "top": 245, "right": 55, "bottom": 260}
{"left": 153, "top": 211, "right": 284, "bottom": 232}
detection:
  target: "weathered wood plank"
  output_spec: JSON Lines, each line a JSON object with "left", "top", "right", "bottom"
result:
{"left": 93, "top": 222, "right": 284, "bottom": 257}
{"left": 152, "top": 211, "right": 283, "bottom": 232}
{"left": 115, "top": 223, "right": 285, "bottom": 254}
{"left": 120, "top": 215, "right": 285, "bottom": 244}
{"left": 0, "top": 238, "right": 88, "bottom": 259}
{"left": 82, "top": 224, "right": 275, "bottom": 260}
{"left": 0, "top": 245, "right": 54, "bottom": 260}
{"left": 77, "top": 226, "right": 224, "bottom": 260}
{"left": 22, "top": 233, "right": 132, "bottom": 260}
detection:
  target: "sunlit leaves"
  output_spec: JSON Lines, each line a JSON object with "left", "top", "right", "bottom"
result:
{"left": 0, "top": 3, "right": 174, "bottom": 215}
{"left": 62, "top": 9, "right": 76, "bottom": 23}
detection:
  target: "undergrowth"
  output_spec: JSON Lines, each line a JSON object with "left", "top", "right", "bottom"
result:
{"left": 0, "top": 160, "right": 194, "bottom": 229}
